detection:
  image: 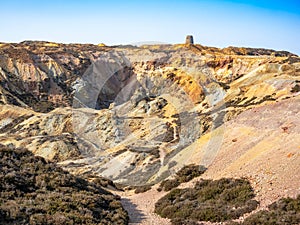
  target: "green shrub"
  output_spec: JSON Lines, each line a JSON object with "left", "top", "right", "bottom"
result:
{"left": 176, "top": 164, "right": 207, "bottom": 183}
{"left": 134, "top": 185, "right": 152, "bottom": 194}
{"left": 158, "top": 164, "right": 207, "bottom": 192}
{"left": 155, "top": 178, "right": 258, "bottom": 224}
{"left": 242, "top": 195, "right": 300, "bottom": 225}
{"left": 0, "top": 145, "right": 128, "bottom": 225}
{"left": 159, "top": 179, "right": 181, "bottom": 191}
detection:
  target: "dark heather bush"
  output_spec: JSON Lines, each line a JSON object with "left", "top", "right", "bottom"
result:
{"left": 241, "top": 195, "right": 300, "bottom": 225}
{"left": 134, "top": 185, "right": 152, "bottom": 194}
{"left": 158, "top": 164, "right": 207, "bottom": 191}
{"left": 0, "top": 145, "right": 128, "bottom": 225}
{"left": 155, "top": 178, "right": 258, "bottom": 224}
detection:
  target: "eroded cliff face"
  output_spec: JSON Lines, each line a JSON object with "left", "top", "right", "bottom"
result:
{"left": 0, "top": 41, "right": 299, "bottom": 185}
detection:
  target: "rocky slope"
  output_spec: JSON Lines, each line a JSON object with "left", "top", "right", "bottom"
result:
{"left": 188, "top": 96, "right": 300, "bottom": 206}
{"left": 0, "top": 41, "right": 299, "bottom": 187}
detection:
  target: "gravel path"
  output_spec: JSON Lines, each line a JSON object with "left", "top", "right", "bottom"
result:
{"left": 116, "top": 188, "right": 171, "bottom": 225}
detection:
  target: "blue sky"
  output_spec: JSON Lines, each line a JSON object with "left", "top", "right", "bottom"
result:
{"left": 1, "top": 0, "right": 300, "bottom": 54}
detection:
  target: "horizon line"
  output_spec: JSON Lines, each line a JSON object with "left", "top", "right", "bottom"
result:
{"left": 0, "top": 39, "right": 298, "bottom": 56}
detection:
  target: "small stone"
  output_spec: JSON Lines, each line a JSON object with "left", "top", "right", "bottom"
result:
{"left": 232, "top": 138, "right": 238, "bottom": 142}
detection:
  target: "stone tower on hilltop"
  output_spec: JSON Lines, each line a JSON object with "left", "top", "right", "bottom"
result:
{"left": 185, "top": 35, "right": 194, "bottom": 44}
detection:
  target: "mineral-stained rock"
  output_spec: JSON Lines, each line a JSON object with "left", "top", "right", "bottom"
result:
{"left": 0, "top": 41, "right": 299, "bottom": 186}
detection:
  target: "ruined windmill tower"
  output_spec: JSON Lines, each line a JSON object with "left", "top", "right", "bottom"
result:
{"left": 185, "top": 35, "right": 194, "bottom": 44}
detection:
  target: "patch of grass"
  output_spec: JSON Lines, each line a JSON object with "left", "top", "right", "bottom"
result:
{"left": 155, "top": 178, "right": 258, "bottom": 224}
